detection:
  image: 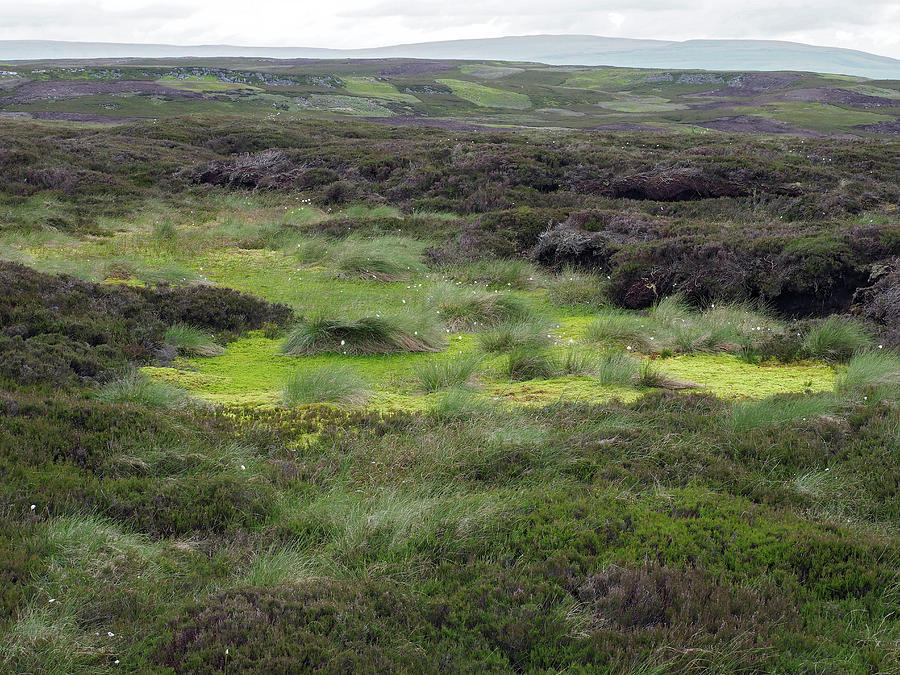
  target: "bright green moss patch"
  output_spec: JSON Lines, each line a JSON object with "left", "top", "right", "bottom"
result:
{"left": 491, "top": 376, "right": 641, "bottom": 405}
{"left": 141, "top": 366, "right": 232, "bottom": 392}
{"left": 143, "top": 333, "right": 837, "bottom": 410}
{"left": 656, "top": 354, "right": 835, "bottom": 398}
{"left": 143, "top": 333, "right": 483, "bottom": 409}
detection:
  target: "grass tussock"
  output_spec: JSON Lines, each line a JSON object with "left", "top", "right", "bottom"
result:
{"left": 413, "top": 354, "right": 483, "bottom": 392}
{"left": 164, "top": 324, "right": 225, "bottom": 357}
{"left": 585, "top": 297, "right": 783, "bottom": 356}
{"left": 547, "top": 268, "right": 609, "bottom": 309}
{"left": 281, "top": 315, "right": 443, "bottom": 355}
{"left": 835, "top": 348, "right": 900, "bottom": 396}
{"left": 427, "top": 387, "right": 498, "bottom": 422}
{"left": 331, "top": 235, "right": 425, "bottom": 281}
{"left": 558, "top": 347, "right": 602, "bottom": 377}
{"left": 478, "top": 320, "right": 552, "bottom": 353}
{"left": 429, "top": 283, "right": 533, "bottom": 331}
{"left": 282, "top": 365, "right": 370, "bottom": 407}
{"left": 505, "top": 346, "right": 640, "bottom": 384}
{"left": 506, "top": 347, "right": 559, "bottom": 381}
{"left": 584, "top": 310, "right": 653, "bottom": 351}
{"left": 444, "top": 258, "right": 544, "bottom": 289}
{"left": 596, "top": 351, "right": 640, "bottom": 386}
{"left": 96, "top": 372, "right": 189, "bottom": 408}
{"left": 803, "top": 316, "right": 873, "bottom": 361}
{"left": 731, "top": 393, "right": 838, "bottom": 432}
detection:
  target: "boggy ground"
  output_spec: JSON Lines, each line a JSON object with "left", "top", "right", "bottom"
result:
{"left": 0, "top": 116, "right": 899, "bottom": 673}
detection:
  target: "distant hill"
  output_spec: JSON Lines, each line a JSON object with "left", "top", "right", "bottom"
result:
{"left": 2, "top": 35, "right": 899, "bottom": 79}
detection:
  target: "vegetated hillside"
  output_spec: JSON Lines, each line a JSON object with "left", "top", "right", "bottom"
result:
{"left": 3, "top": 35, "right": 900, "bottom": 78}
{"left": 0, "top": 110, "right": 899, "bottom": 673}
{"left": 1, "top": 58, "right": 898, "bottom": 135}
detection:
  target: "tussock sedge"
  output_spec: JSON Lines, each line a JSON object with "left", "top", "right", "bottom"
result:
{"left": 164, "top": 324, "right": 225, "bottom": 357}
{"left": 281, "top": 314, "right": 444, "bottom": 355}
{"left": 429, "top": 282, "right": 533, "bottom": 331}
{"left": 282, "top": 365, "right": 371, "bottom": 407}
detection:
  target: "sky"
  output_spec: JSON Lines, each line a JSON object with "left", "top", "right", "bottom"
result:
{"left": 0, "top": 0, "right": 898, "bottom": 60}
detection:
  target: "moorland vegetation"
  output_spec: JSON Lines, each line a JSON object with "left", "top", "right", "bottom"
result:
{"left": 0, "top": 100, "right": 898, "bottom": 673}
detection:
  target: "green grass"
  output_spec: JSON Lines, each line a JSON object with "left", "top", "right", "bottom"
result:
{"left": 506, "top": 346, "right": 558, "bottom": 381}
{"left": 332, "top": 235, "right": 426, "bottom": 281}
{"left": 547, "top": 269, "right": 608, "bottom": 309}
{"left": 413, "top": 354, "right": 483, "bottom": 392}
{"left": 558, "top": 347, "right": 602, "bottom": 377}
{"left": 746, "top": 102, "right": 894, "bottom": 133}
{"left": 3, "top": 109, "right": 899, "bottom": 673}
{"left": 445, "top": 259, "right": 544, "bottom": 289}
{"left": 436, "top": 79, "right": 531, "bottom": 109}
{"left": 478, "top": 320, "right": 552, "bottom": 353}
{"left": 584, "top": 310, "right": 653, "bottom": 351}
{"left": 835, "top": 348, "right": 900, "bottom": 397}
{"left": 731, "top": 393, "right": 839, "bottom": 432}
{"left": 95, "top": 372, "right": 189, "bottom": 408}
{"left": 164, "top": 324, "right": 225, "bottom": 357}
{"left": 803, "top": 316, "right": 873, "bottom": 361}
{"left": 596, "top": 351, "right": 640, "bottom": 386}
{"left": 584, "top": 298, "right": 783, "bottom": 356}
{"left": 281, "top": 315, "right": 443, "bottom": 356}
{"left": 429, "top": 282, "right": 533, "bottom": 330}
{"left": 282, "top": 365, "right": 370, "bottom": 406}
{"left": 342, "top": 77, "right": 419, "bottom": 103}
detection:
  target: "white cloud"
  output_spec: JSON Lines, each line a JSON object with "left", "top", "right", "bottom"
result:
{"left": 0, "top": 0, "right": 897, "bottom": 59}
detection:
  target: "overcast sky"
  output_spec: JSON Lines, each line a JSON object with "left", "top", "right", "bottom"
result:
{"left": 1, "top": 0, "right": 898, "bottom": 59}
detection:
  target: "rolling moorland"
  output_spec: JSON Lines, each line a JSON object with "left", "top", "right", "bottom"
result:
{"left": 0, "top": 56, "right": 899, "bottom": 673}
{"left": 1, "top": 55, "right": 900, "bottom": 135}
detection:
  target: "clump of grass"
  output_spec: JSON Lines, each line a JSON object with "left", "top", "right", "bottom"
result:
{"left": 506, "top": 347, "right": 558, "bottom": 381}
{"left": 428, "top": 387, "right": 497, "bottom": 422}
{"left": 668, "top": 322, "right": 737, "bottom": 354}
{"left": 835, "top": 348, "right": 900, "bottom": 396}
{"left": 547, "top": 268, "right": 608, "bottom": 309}
{"left": 731, "top": 393, "right": 838, "bottom": 432}
{"left": 803, "top": 316, "right": 873, "bottom": 361}
{"left": 152, "top": 220, "right": 178, "bottom": 241}
{"left": 413, "top": 354, "right": 483, "bottom": 392}
{"left": 96, "top": 372, "right": 188, "bottom": 408}
{"left": 636, "top": 360, "right": 666, "bottom": 388}
{"left": 429, "top": 283, "right": 533, "bottom": 331}
{"left": 596, "top": 351, "right": 640, "bottom": 386}
{"left": 506, "top": 346, "right": 639, "bottom": 383}
{"left": 164, "top": 324, "right": 225, "bottom": 357}
{"left": 737, "top": 338, "right": 764, "bottom": 365}
{"left": 584, "top": 310, "right": 653, "bottom": 351}
{"left": 479, "top": 320, "right": 551, "bottom": 353}
{"left": 558, "top": 347, "right": 601, "bottom": 376}
{"left": 138, "top": 263, "right": 202, "bottom": 286}
{"left": 445, "top": 258, "right": 544, "bottom": 289}
{"left": 282, "top": 365, "right": 370, "bottom": 407}
{"left": 283, "top": 234, "right": 332, "bottom": 262}
{"left": 281, "top": 315, "right": 443, "bottom": 355}
{"left": 101, "top": 260, "right": 138, "bottom": 281}
{"left": 653, "top": 297, "right": 776, "bottom": 354}
{"left": 649, "top": 295, "right": 693, "bottom": 326}
{"left": 331, "top": 235, "right": 425, "bottom": 281}
{"left": 703, "top": 301, "right": 781, "bottom": 336}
